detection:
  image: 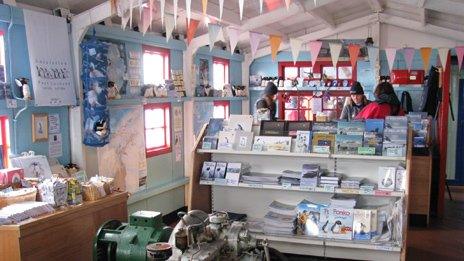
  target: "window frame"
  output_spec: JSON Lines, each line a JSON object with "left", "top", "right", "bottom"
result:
{"left": 212, "top": 57, "right": 230, "bottom": 90}
{"left": 0, "top": 116, "right": 9, "bottom": 168}
{"left": 213, "top": 100, "right": 230, "bottom": 119}
{"left": 142, "top": 45, "right": 171, "bottom": 84}
{"left": 278, "top": 61, "right": 356, "bottom": 81}
{"left": 144, "top": 103, "right": 172, "bottom": 158}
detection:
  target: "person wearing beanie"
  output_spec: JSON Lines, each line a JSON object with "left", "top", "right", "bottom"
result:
{"left": 340, "top": 81, "right": 370, "bottom": 121}
{"left": 256, "top": 82, "right": 279, "bottom": 120}
{"left": 356, "top": 81, "right": 405, "bottom": 120}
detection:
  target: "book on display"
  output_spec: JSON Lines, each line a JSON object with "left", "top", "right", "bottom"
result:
{"left": 201, "top": 161, "right": 216, "bottom": 181}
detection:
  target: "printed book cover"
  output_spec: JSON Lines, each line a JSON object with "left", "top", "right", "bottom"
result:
{"left": 363, "top": 132, "right": 383, "bottom": 155}
{"left": 337, "top": 121, "right": 365, "bottom": 135}
{"left": 225, "top": 114, "right": 253, "bottom": 132}
{"left": 312, "top": 133, "right": 335, "bottom": 153}
{"left": 335, "top": 135, "right": 363, "bottom": 155}
{"left": 217, "top": 131, "right": 236, "bottom": 150}
{"left": 225, "top": 162, "right": 242, "bottom": 185}
{"left": 294, "top": 199, "right": 326, "bottom": 236}
{"left": 206, "top": 118, "right": 224, "bottom": 137}
{"left": 326, "top": 207, "right": 354, "bottom": 240}
{"left": 312, "top": 122, "right": 337, "bottom": 133}
{"left": 253, "top": 136, "right": 292, "bottom": 152}
{"left": 201, "top": 161, "right": 216, "bottom": 181}
{"left": 214, "top": 162, "right": 227, "bottom": 179}
{"left": 385, "top": 116, "right": 408, "bottom": 130}
{"left": 365, "top": 119, "right": 385, "bottom": 134}
{"left": 202, "top": 136, "right": 218, "bottom": 150}
{"left": 300, "top": 164, "right": 320, "bottom": 187}
{"left": 295, "top": 131, "right": 312, "bottom": 153}
{"left": 353, "top": 209, "right": 373, "bottom": 240}
{"left": 234, "top": 131, "right": 254, "bottom": 151}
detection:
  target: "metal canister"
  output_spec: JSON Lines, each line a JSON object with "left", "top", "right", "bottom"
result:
{"left": 146, "top": 242, "right": 172, "bottom": 261}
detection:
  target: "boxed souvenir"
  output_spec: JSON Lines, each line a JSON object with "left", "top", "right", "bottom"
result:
{"left": 312, "top": 133, "right": 335, "bottom": 153}
{"left": 253, "top": 136, "right": 292, "bottom": 152}
{"left": 337, "top": 121, "right": 365, "bottom": 135}
{"left": 378, "top": 167, "right": 396, "bottom": 191}
{"left": 294, "top": 199, "right": 326, "bottom": 236}
{"left": 0, "top": 168, "right": 24, "bottom": 187}
{"left": 225, "top": 163, "right": 242, "bottom": 185}
{"left": 214, "top": 162, "right": 227, "bottom": 180}
{"left": 37, "top": 178, "right": 68, "bottom": 207}
{"left": 201, "top": 161, "right": 216, "bottom": 181}
{"left": 234, "top": 131, "right": 254, "bottom": 151}
{"left": 335, "top": 135, "right": 363, "bottom": 155}
{"left": 295, "top": 131, "right": 312, "bottom": 153}
{"left": 217, "top": 131, "right": 236, "bottom": 150}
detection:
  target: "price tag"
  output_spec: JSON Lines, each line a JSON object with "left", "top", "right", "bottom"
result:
{"left": 214, "top": 179, "right": 227, "bottom": 185}
{"left": 201, "top": 180, "right": 214, "bottom": 185}
{"left": 323, "top": 184, "right": 336, "bottom": 193}
{"left": 313, "top": 146, "right": 330, "bottom": 154}
{"left": 282, "top": 182, "right": 292, "bottom": 189}
{"left": 375, "top": 190, "right": 392, "bottom": 196}
{"left": 375, "top": 244, "right": 393, "bottom": 251}
{"left": 300, "top": 186, "right": 316, "bottom": 191}
{"left": 248, "top": 183, "right": 263, "bottom": 188}
{"left": 360, "top": 187, "right": 374, "bottom": 195}
{"left": 358, "top": 147, "right": 376, "bottom": 155}
{"left": 339, "top": 188, "right": 357, "bottom": 194}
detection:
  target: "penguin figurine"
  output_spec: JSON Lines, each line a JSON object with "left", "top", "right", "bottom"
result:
{"left": 15, "top": 78, "right": 31, "bottom": 100}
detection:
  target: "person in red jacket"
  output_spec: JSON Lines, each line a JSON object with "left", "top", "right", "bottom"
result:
{"left": 355, "top": 81, "right": 405, "bottom": 120}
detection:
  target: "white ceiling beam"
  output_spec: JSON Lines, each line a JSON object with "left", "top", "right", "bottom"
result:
{"left": 365, "top": 0, "right": 383, "bottom": 13}
{"left": 423, "top": 0, "right": 464, "bottom": 17}
{"left": 306, "top": 7, "right": 336, "bottom": 29}
{"left": 417, "top": 0, "right": 427, "bottom": 8}
{"left": 419, "top": 8, "right": 427, "bottom": 27}
{"left": 303, "top": 0, "right": 338, "bottom": 10}
{"left": 253, "top": 14, "right": 378, "bottom": 59}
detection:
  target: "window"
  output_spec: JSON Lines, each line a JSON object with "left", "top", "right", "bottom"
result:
{"left": 213, "top": 57, "right": 229, "bottom": 90}
{"left": 213, "top": 101, "right": 230, "bottom": 119}
{"left": 0, "top": 116, "right": 10, "bottom": 168}
{"left": 143, "top": 46, "right": 170, "bottom": 85}
{"left": 144, "top": 103, "right": 171, "bottom": 157}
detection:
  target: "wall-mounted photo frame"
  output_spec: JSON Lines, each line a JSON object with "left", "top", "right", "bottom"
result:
{"left": 32, "top": 113, "right": 48, "bottom": 142}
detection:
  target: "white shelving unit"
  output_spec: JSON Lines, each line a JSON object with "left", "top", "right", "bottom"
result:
{"left": 190, "top": 128, "right": 411, "bottom": 261}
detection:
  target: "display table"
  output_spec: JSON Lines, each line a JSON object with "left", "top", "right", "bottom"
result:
{"left": 0, "top": 192, "right": 128, "bottom": 261}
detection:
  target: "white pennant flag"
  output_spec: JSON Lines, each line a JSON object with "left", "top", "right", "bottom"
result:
{"left": 438, "top": 47, "right": 449, "bottom": 71}
{"left": 227, "top": 26, "right": 240, "bottom": 54}
{"left": 149, "top": 0, "right": 155, "bottom": 29}
{"left": 239, "top": 0, "right": 244, "bottom": 20}
{"left": 367, "top": 46, "right": 379, "bottom": 69}
{"left": 250, "top": 32, "right": 263, "bottom": 59}
{"left": 173, "top": 0, "right": 178, "bottom": 28}
{"left": 219, "top": 0, "right": 224, "bottom": 20}
{"left": 138, "top": 0, "right": 143, "bottom": 22}
{"left": 328, "top": 42, "right": 342, "bottom": 67}
{"left": 186, "top": 0, "right": 191, "bottom": 24}
{"left": 259, "top": 0, "right": 264, "bottom": 14}
{"left": 208, "top": 24, "right": 222, "bottom": 50}
{"left": 289, "top": 38, "right": 302, "bottom": 65}
{"left": 129, "top": 0, "right": 134, "bottom": 28}
{"left": 160, "top": 0, "right": 165, "bottom": 25}
{"left": 165, "top": 14, "right": 175, "bottom": 42}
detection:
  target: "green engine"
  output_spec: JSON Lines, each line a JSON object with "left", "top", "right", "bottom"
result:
{"left": 93, "top": 211, "right": 173, "bottom": 261}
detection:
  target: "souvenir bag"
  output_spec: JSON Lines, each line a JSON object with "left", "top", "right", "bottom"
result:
{"left": 80, "top": 29, "right": 110, "bottom": 147}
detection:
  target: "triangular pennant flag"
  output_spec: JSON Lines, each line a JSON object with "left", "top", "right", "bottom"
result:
{"left": 186, "top": 0, "right": 191, "bottom": 24}
{"left": 111, "top": 0, "right": 118, "bottom": 14}
{"left": 208, "top": 24, "right": 222, "bottom": 50}
{"left": 217, "top": 27, "right": 226, "bottom": 43}
{"left": 328, "top": 42, "right": 342, "bottom": 67}
{"left": 202, "top": 0, "right": 208, "bottom": 15}
{"left": 187, "top": 19, "right": 200, "bottom": 45}
{"left": 149, "top": 0, "right": 155, "bottom": 29}
{"left": 227, "top": 26, "right": 240, "bottom": 54}
{"left": 438, "top": 47, "right": 449, "bottom": 71}
{"left": 129, "top": 0, "right": 134, "bottom": 28}
{"left": 289, "top": 38, "right": 303, "bottom": 65}
{"left": 259, "top": 0, "right": 264, "bottom": 14}
{"left": 285, "top": 0, "right": 291, "bottom": 10}
{"left": 173, "top": 0, "right": 178, "bottom": 28}
{"left": 249, "top": 32, "right": 263, "bottom": 59}
{"left": 160, "top": 0, "right": 165, "bottom": 25}
{"left": 141, "top": 7, "right": 151, "bottom": 35}
{"left": 239, "top": 0, "right": 244, "bottom": 20}
{"left": 138, "top": 0, "right": 143, "bottom": 22}
{"left": 455, "top": 46, "right": 464, "bottom": 71}
{"left": 165, "top": 14, "right": 175, "bottom": 42}
{"left": 219, "top": 0, "right": 224, "bottom": 20}
{"left": 309, "top": 41, "right": 323, "bottom": 69}
{"left": 419, "top": 47, "right": 432, "bottom": 71}
{"left": 385, "top": 48, "right": 397, "bottom": 72}
{"left": 348, "top": 44, "right": 361, "bottom": 68}
{"left": 367, "top": 46, "right": 379, "bottom": 69}
{"left": 269, "top": 35, "right": 282, "bottom": 61}
{"left": 402, "top": 47, "right": 416, "bottom": 71}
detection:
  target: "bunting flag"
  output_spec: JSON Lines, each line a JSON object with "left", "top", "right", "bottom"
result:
{"left": 187, "top": 19, "right": 200, "bottom": 45}
{"left": 173, "top": 0, "right": 178, "bottom": 28}
{"left": 385, "top": 48, "right": 397, "bottom": 72}
{"left": 208, "top": 24, "right": 222, "bottom": 50}
{"left": 110, "top": 0, "right": 117, "bottom": 14}
{"left": 219, "top": 0, "right": 224, "bottom": 20}
{"left": 309, "top": 41, "right": 322, "bottom": 69}
{"left": 328, "top": 42, "right": 342, "bottom": 67}
{"left": 367, "top": 46, "right": 379, "bottom": 69}
{"left": 129, "top": 0, "right": 134, "bottom": 28}
{"left": 202, "top": 0, "right": 208, "bottom": 15}
{"left": 239, "top": 0, "right": 244, "bottom": 20}
{"left": 438, "top": 47, "right": 449, "bottom": 71}
{"left": 419, "top": 47, "right": 432, "bottom": 71}
{"left": 285, "top": 0, "right": 291, "bottom": 10}
{"left": 455, "top": 46, "right": 464, "bottom": 71}
{"left": 186, "top": 0, "right": 191, "bottom": 24}
{"left": 160, "top": 0, "right": 165, "bottom": 25}
{"left": 149, "top": 0, "right": 155, "bottom": 29}
{"left": 140, "top": 6, "right": 151, "bottom": 35}
{"left": 259, "top": 0, "right": 264, "bottom": 14}
{"left": 269, "top": 35, "right": 282, "bottom": 61}
{"left": 250, "top": 32, "right": 263, "bottom": 59}
{"left": 165, "top": 14, "right": 175, "bottom": 42}
{"left": 227, "top": 26, "right": 240, "bottom": 54}
{"left": 402, "top": 47, "right": 416, "bottom": 71}
{"left": 138, "top": 0, "right": 143, "bottom": 22}
{"left": 348, "top": 44, "right": 361, "bottom": 68}
{"left": 289, "top": 38, "right": 303, "bottom": 65}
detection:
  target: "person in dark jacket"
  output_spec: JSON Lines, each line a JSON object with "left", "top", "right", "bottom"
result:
{"left": 256, "top": 82, "right": 278, "bottom": 120}
{"left": 356, "top": 81, "right": 405, "bottom": 120}
{"left": 340, "top": 82, "right": 370, "bottom": 121}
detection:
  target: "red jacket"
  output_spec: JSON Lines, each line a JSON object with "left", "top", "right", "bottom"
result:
{"left": 355, "top": 102, "right": 405, "bottom": 120}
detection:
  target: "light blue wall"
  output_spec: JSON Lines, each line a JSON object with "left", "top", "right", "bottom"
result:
{"left": 0, "top": 5, "right": 70, "bottom": 164}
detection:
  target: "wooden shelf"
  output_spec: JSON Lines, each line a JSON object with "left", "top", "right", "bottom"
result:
{"left": 199, "top": 180, "right": 404, "bottom": 197}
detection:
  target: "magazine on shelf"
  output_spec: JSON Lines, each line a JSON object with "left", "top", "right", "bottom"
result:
{"left": 300, "top": 164, "right": 320, "bottom": 187}
{"left": 269, "top": 200, "right": 297, "bottom": 216}
{"left": 247, "top": 217, "right": 264, "bottom": 233}
{"left": 279, "top": 176, "right": 300, "bottom": 186}
{"left": 319, "top": 207, "right": 354, "bottom": 240}
{"left": 295, "top": 131, "right": 312, "bottom": 153}
{"left": 294, "top": 199, "right": 326, "bottom": 236}
{"left": 206, "top": 118, "right": 224, "bottom": 137}
{"left": 202, "top": 136, "right": 218, "bottom": 150}
{"left": 282, "top": 170, "right": 301, "bottom": 179}
{"left": 214, "top": 162, "right": 227, "bottom": 179}
{"left": 337, "top": 121, "right": 365, "bottom": 135}
{"left": 378, "top": 167, "right": 396, "bottom": 191}
{"left": 241, "top": 173, "right": 280, "bottom": 185}
{"left": 225, "top": 163, "right": 242, "bottom": 185}
{"left": 312, "top": 133, "right": 335, "bottom": 153}
{"left": 335, "top": 134, "right": 363, "bottom": 155}
{"left": 341, "top": 177, "right": 365, "bottom": 189}
{"left": 217, "top": 131, "right": 236, "bottom": 150}
{"left": 353, "top": 209, "right": 376, "bottom": 240}
{"left": 365, "top": 119, "right": 385, "bottom": 134}
{"left": 253, "top": 136, "right": 292, "bottom": 152}
{"left": 330, "top": 194, "right": 358, "bottom": 208}
{"left": 362, "top": 132, "right": 383, "bottom": 155}
{"left": 264, "top": 211, "right": 295, "bottom": 228}
{"left": 224, "top": 114, "right": 253, "bottom": 132}
{"left": 234, "top": 131, "right": 254, "bottom": 151}
{"left": 385, "top": 116, "right": 408, "bottom": 130}
{"left": 201, "top": 161, "right": 216, "bottom": 181}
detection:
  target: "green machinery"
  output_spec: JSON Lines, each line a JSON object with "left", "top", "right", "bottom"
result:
{"left": 93, "top": 211, "right": 173, "bottom": 261}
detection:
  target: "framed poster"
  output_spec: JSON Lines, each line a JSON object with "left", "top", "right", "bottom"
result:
{"left": 32, "top": 113, "right": 48, "bottom": 142}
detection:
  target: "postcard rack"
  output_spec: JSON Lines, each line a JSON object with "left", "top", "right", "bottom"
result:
{"left": 189, "top": 125, "right": 412, "bottom": 261}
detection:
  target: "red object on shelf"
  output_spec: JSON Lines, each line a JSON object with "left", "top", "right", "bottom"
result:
{"left": 0, "top": 168, "right": 24, "bottom": 186}
{"left": 390, "top": 70, "right": 425, "bottom": 85}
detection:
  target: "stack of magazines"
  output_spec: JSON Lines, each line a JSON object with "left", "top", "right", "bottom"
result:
{"left": 341, "top": 177, "right": 365, "bottom": 189}
{"left": 241, "top": 173, "right": 280, "bottom": 185}
{"left": 330, "top": 194, "right": 358, "bottom": 208}
{"left": 279, "top": 170, "right": 301, "bottom": 185}
{"left": 320, "top": 172, "right": 343, "bottom": 187}
{"left": 263, "top": 201, "right": 296, "bottom": 235}
{"left": 300, "top": 164, "right": 321, "bottom": 187}
{"left": 0, "top": 202, "right": 54, "bottom": 224}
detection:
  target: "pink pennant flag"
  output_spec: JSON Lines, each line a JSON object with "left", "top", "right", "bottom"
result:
{"left": 285, "top": 0, "right": 291, "bottom": 10}
{"left": 402, "top": 47, "right": 416, "bottom": 71}
{"left": 348, "top": 44, "right": 361, "bottom": 68}
{"left": 249, "top": 32, "right": 263, "bottom": 59}
{"left": 140, "top": 6, "right": 151, "bottom": 35}
{"left": 385, "top": 48, "right": 397, "bottom": 73}
{"left": 455, "top": 46, "right": 464, "bottom": 71}
{"left": 227, "top": 26, "right": 240, "bottom": 54}
{"left": 149, "top": 0, "right": 155, "bottom": 29}
{"left": 309, "top": 41, "right": 323, "bottom": 69}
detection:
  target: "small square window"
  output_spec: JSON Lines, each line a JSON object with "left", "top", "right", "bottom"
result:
{"left": 213, "top": 101, "right": 230, "bottom": 119}
{"left": 144, "top": 103, "right": 171, "bottom": 157}
{"left": 213, "top": 57, "right": 229, "bottom": 90}
{"left": 143, "top": 46, "right": 170, "bottom": 85}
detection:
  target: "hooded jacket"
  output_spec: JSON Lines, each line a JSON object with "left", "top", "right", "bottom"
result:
{"left": 355, "top": 93, "right": 405, "bottom": 120}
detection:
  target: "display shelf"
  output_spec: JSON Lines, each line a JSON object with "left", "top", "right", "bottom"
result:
{"left": 199, "top": 180, "right": 404, "bottom": 197}
{"left": 198, "top": 149, "right": 405, "bottom": 161}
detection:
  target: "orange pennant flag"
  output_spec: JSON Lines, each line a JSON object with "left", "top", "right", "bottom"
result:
{"left": 348, "top": 44, "right": 361, "bottom": 68}
{"left": 202, "top": 0, "right": 208, "bottom": 15}
{"left": 420, "top": 47, "right": 432, "bottom": 71}
{"left": 187, "top": 19, "right": 200, "bottom": 45}
{"left": 269, "top": 35, "right": 282, "bottom": 61}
